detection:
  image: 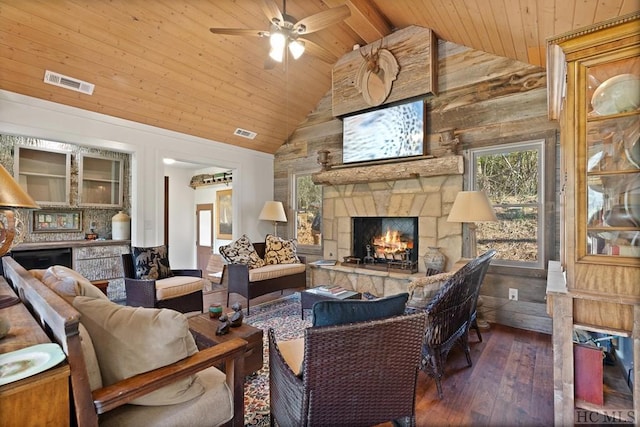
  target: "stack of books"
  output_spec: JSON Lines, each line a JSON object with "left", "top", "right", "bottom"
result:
{"left": 316, "top": 285, "right": 348, "bottom": 296}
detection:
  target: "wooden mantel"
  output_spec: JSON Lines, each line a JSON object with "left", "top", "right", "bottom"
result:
{"left": 311, "top": 156, "right": 463, "bottom": 185}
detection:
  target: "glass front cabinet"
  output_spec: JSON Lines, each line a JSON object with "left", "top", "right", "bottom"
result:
{"left": 547, "top": 13, "right": 639, "bottom": 425}
{"left": 14, "top": 145, "right": 71, "bottom": 206}
{"left": 79, "top": 154, "right": 123, "bottom": 207}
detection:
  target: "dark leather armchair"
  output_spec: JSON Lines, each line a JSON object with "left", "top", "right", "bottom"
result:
{"left": 417, "top": 249, "right": 496, "bottom": 398}
{"left": 121, "top": 252, "right": 204, "bottom": 313}
{"left": 269, "top": 311, "right": 427, "bottom": 427}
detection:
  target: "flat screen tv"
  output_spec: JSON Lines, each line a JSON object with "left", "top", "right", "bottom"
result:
{"left": 342, "top": 99, "right": 425, "bottom": 164}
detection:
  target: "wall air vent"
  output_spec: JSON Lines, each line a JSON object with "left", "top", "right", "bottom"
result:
{"left": 44, "top": 70, "right": 95, "bottom": 95}
{"left": 233, "top": 128, "right": 257, "bottom": 139}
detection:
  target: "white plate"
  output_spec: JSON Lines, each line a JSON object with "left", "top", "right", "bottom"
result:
{"left": 0, "top": 343, "right": 66, "bottom": 386}
{"left": 591, "top": 74, "right": 640, "bottom": 116}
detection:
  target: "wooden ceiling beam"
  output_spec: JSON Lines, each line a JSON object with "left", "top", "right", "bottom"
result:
{"left": 323, "top": 0, "right": 392, "bottom": 44}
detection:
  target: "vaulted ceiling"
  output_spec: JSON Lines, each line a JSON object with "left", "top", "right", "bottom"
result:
{"left": 1, "top": 1, "right": 636, "bottom": 154}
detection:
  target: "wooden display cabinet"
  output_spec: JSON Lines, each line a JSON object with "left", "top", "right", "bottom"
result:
{"left": 547, "top": 12, "right": 639, "bottom": 425}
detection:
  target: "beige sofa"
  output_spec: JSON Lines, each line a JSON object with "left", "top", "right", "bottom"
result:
{"left": 224, "top": 241, "right": 306, "bottom": 314}
{"left": 3, "top": 258, "right": 246, "bottom": 427}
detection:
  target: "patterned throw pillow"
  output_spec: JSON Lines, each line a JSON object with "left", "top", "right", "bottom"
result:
{"left": 264, "top": 234, "right": 299, "bottom": 265}
{"left": 219, "top": 234, "right": 265, "bottom": 269}
{"left": 132, "top": 246, "right": 174, "bottom": 280}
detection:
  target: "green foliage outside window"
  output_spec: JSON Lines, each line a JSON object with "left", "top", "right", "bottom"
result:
{"left": 471, "top": 142, "right": 543, "bottom": 267}
{"left": 295, "top": 175, "right": 322, "bottom": 247}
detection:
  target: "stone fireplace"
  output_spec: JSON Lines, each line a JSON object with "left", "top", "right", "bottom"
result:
{"left": 310, "top": 157, "right": 465, "bottom": 296}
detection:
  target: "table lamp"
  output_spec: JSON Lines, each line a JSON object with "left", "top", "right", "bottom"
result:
{"left": 447, "top": 190, "right": 497, "bottom": 330}
{"left": 447, "top": 190, "right": 498, "bottom": 258}
{"left": 0, "top": 164, "right": 39, "bottom": 256}
{"left": 259, "top": 201, "right": 287, "bottom": 236}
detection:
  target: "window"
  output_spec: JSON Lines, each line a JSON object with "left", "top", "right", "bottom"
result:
{"left": 293, "top": 174, "right": 322, "bottom": 250}
{"left": 469, "top": 140, "right": 545, "bottom": 269}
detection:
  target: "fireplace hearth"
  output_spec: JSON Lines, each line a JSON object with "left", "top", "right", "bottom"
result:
{"left": 351, "top": 217, "right": 419, "bottom": 273}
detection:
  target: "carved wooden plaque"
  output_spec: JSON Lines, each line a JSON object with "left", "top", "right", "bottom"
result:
{"left": 332, "top": 25, "right": 437, "bottom": 117}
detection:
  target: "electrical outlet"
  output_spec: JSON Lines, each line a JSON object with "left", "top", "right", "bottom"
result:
{"left": 509, "top": 288, "right": 518, "bottom": 301}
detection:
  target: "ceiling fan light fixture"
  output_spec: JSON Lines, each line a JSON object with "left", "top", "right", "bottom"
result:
{"left": 269, "top": 30, "right": 286, "bottom": 50}
{"left": 289, "top": 39, "right": 305, "bottom": 59}
{"left": 269, "top": 45, "right": 284, "bottom": 62}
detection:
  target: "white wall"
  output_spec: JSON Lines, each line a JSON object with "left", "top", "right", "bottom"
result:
{"left": 163, "top": 166, "right": 196, "bottom": 269}
{"left": 0, "top": 90, "right": 275, "bottom": 268}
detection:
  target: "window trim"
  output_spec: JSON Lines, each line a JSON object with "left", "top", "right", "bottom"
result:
{"left": 468, "top": 139, "right": 547, "bottom": 270}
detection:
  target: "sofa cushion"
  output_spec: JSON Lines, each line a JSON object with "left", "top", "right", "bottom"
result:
{"left": 39, "top": 265, "right": 109, "bottom": 303}
{"left": 78, "top": 323, "right": 103, "bottom": 391}
{"left": 219, "top": 234, "right": 265, "bottom": 269}
{"left": 73, "top": 296, "right": 205, "bottom": 406}
{"left": 154, "top": 275, "right": 204, "bottom": 301}
{"left": 132, "top": 246, "right": 174, "bottom": 280}
{"left": 248, "top": 263, "right": 306, "bottom": 282}
{"left": 263, "top": 234, "right": 300, "bottom": 265}
{"left": 99, "top": 367, "right": 232, "bottom": 427}
{"left": 312, "top": 292, "right": 409, "bottom": 327}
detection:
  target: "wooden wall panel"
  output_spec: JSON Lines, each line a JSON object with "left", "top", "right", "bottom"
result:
{"left": 332, "top": 26, "right": 437, "bottom": 117}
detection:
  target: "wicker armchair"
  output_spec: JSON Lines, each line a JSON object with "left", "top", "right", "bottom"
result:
{"left": 465, "top": 250, "right": 497, "bottom": 342}
{"left": 268, "top": 312, "right": 427, "bottom": 427}
{"left": 418, "top": 250, "right": 495, "bottom": 399}
{"left": 121, "top": 252, "right": 204, "bottom": 313}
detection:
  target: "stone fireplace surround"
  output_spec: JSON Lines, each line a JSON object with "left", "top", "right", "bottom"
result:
{"left": 311, "top": 156, "right": 464, "bottom": 297}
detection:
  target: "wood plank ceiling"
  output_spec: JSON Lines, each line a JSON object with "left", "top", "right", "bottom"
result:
{"left": 0, "top": 1, "right": 637, "bottom": 154}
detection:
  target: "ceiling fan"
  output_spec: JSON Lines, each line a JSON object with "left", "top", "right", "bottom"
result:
{"left": 209, "top": 0, "right": 351, "bottom": 67}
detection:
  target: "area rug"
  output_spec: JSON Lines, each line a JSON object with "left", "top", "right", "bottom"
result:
{"left": 242, "top": 293, "right": 311, "bottom": 426}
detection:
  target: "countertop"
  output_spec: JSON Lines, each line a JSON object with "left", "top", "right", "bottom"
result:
{"left": 11, "top": 240, "right": 131, "bottom": 251}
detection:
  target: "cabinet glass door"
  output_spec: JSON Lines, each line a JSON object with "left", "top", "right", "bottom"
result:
{"left": 79, "top": 155, "right": 123, "bottom": 207}
{"left": 14, "top": 146, "right": 70, "bottom": 205}
{"left": 583, "top": 57, "right": 639, "bottom": 259}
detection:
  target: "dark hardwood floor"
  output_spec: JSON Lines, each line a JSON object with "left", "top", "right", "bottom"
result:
{"left": 203, "top": 287, "right": 555, "bottom": 427}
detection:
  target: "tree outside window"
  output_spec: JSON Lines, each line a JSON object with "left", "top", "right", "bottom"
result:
{"left": 469, "top": 140, "right": 545, "bottom": 268}
{"left": 294, "top": 174, "right": 322, "bottom": 248}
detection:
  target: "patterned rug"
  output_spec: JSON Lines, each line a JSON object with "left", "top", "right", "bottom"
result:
{"left": 242, "top": 293, "right": 311, "bottom": 426}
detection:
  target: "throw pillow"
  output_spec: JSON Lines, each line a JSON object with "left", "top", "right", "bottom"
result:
{"left": 263, "top": 234, "right": 299, "bottom": 265}
{"left": 219, "top": 234, "right": 265, "bottom": 269}
{"left": 73, "top": 296, "right": 205, "bottom": 406}
{"left": 132, "top": 246, "right": 174, "bottom": 280}
{"left": 407, "top": 272, "right": 454, "bottom": 309}
{"left": 41, "top": 265, "right": 110, "bottom": 303}
{"left": 312, "top": 292, "right": 409, "bottom": 327}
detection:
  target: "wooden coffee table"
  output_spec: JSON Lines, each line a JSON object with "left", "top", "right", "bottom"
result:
{"left": 300, "top": 286, "right": 362, "bottom": 318}
{"left": 188, "top": 313, "right": 263, "bottom": 377}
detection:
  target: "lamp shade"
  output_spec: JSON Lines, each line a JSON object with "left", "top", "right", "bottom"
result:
{"left": 447, "top": 191, "right": 497, "bottom": 223}
{"left": 259, "top": 201, "right": 287, "bottom": 223}
{"left": 0, "top": 165, "right": 38, "bottom": 209}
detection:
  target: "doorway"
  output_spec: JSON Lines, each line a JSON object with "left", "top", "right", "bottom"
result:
{"left": 196, "top": 203, "right": 214, "bottom": 273}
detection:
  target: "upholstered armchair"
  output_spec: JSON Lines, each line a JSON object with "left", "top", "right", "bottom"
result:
{"left": 121, "top": 245, "right": 204, "bottom": 313}
{"left": 269, "top": 294, "right": 427, "bottom": 427}
{"left": 417, "top": 249, "right": 496, "bottom": 398}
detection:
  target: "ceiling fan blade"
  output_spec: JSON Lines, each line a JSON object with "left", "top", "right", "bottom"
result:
{"left": 300, "top": 37, "right": 337, "bottom": 64}
{"left": 209, "top": 28, "right": 268, "bottom": 37}
{"left": 261, "top": 0, "right": 284, "bottom": 25}
{"left": 294, "top": 4, "right": 350, "bottom": 34}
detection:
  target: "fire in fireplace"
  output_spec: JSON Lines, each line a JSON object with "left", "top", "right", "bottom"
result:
{"left": 352, "top": 217, "right": 418, "bottom": 272}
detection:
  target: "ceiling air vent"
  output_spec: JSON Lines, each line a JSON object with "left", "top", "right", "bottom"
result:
{"left": 44, "top": 70, "right": 95, "bottom": 95}
{"left": 234, "top": 128, "right": 257, "bottom": 139}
